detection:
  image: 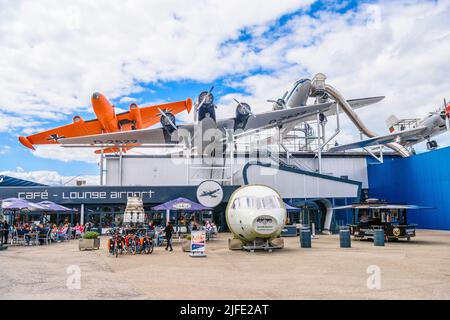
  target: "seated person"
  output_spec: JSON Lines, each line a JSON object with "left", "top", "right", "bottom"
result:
{"left": 36, "top": 224, "right": 48, "bottom": 245}
{"left": 74, "top": 223, "right": 84, "bottom": 237}
{"left": 147, "top": 221, "right": 155, "bottom": 231}
{"left": 50, "top": 224, "right": 58, "bottom": 242}
{"left": 23, "top": 224, "right": 34, "bottom": 245}
{"left": 57, "top": 225, "right": 68, "bottom": 241}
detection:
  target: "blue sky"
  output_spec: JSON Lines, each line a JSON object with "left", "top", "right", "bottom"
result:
{"left": 0, "top": 0, "right": 448, "bottom": 185}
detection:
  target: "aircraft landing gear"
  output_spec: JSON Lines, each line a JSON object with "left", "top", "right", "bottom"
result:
{"left": 426, "top": 140, "right": 438, "bottom": 150}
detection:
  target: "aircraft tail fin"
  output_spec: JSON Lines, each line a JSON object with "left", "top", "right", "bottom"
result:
{"left": 385, "top": 115, "right": 399, "bottom": 133}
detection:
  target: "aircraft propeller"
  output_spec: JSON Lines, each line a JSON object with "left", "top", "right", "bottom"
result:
{"left": 196, "top": 86, "right": 215, "bottom": 112}
{"left": 444, "top": 98, "right": 450, "bottom": 131}
{"left": 233, "top": 98, "right": 255, "bottom": 117}
{"left": 267, "top": 91, "right": 288, "bottom": 110}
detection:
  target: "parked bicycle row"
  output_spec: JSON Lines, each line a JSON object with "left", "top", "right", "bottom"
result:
{"left": 107, "top": 228, "right": 154, "bottom": 257}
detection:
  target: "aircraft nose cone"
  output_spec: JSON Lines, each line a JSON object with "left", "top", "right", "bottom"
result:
{"left": 92, "top": 92, "right": 101, "bottom": 100}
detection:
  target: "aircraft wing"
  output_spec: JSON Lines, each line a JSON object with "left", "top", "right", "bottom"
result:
{"left": 19, "top": 119, "right": 104, "bottom": 150}
{"left": 346, "top": 96, "right": 385, "bottom": 109}
{"left": 116, "top": 99, "right": 192, "bottom": 128}
{"left": 322, "top": 96, "right": 384, "bottom": 117}
{"left": 216, "top": 102, "right": 333, "bottom": 133}
{"left": 59, "top": 126, "right": 182, "bottom": 145}
{"left": 60, "top": 102, "right": 332, "bottom": 146}
{"left": 329, "top": 126, "right": 428, "bottom": 152}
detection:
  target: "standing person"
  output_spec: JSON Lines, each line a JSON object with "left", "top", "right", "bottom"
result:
{"left": 2, "top": 220, "right": 9, "bottom": 244}
{"left": 164, "top": 221, "right": 174, "bottom": 252}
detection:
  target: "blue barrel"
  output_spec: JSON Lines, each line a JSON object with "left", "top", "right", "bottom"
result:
{"left": 339, "top": 228, "right": 351, "bottom": 248}
{"left": 300, "top": 227, "right": 311, "bottom": 248}
{"left": 373, "top": 229, "right": 385, "bottom": 246}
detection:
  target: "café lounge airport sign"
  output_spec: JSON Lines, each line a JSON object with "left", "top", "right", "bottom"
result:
{"left": 0, "top": 186, "right": 196, "bottom": 205}
{"left": 16, "top": 190, "right": 156, "bottom": 201}
{"left": 0, "top": 185, "right": 236, "bottom": 205}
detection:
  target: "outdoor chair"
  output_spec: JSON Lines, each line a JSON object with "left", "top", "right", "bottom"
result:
{"left": 38, "top": 229, "right": 51, "bottom": 245}
{"left": 64, "top": 227, "right": 72, "bottom": 241}
{"left": 11, "top": 230, "right": 25, "bottom": 246}
{"left": 25, "top": 232, "right": 39, "bottom": 246}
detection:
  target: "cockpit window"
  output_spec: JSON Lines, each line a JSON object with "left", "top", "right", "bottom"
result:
{"left": 232, "top": 195, "right": 281, "bottom": 210}
{"left": 261, "top": 195, "right": 281, "bottom": 209}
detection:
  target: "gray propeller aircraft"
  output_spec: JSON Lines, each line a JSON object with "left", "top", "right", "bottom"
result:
{"left": 330, "top": 99, "right": 450, "bottom": 153}
{"left": 59, "top": 86, "right": 385, "bottom": 155}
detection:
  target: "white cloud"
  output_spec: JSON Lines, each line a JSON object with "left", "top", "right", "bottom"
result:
{"left": 119, "top": 96, "right": 138, "bottom": 104}
{"left": 1, "top": 0, "right": 449, "bottom": 164}
{"left": 0, "top": 169, "right": 99, "bottom": 186}
{"left": 0, "top": 145, "right": 11, "bottom": 155}
{"left": 217, "top": 0, "right": 450, "bottom": 148}
{"left": 0, "top": 0, "right": 311, "bottom": 121}
{"left": 32, "top": 145, "right": 98, "bottom": 164}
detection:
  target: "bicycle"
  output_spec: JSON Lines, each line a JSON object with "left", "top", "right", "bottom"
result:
{"left": 107, "top": 229, "right": 124, "bottom": 258}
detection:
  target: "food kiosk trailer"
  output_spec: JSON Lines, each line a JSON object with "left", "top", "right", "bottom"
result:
{"left": 333, "top": 199, "right": 432, "bottom": 241}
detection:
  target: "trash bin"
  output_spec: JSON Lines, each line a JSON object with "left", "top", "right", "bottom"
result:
{"left": 373, "top": 229, "right": 385, "bottom": 246}
{"left": 300, "top": 227, "right": 311, "bottom": 248}
{"left": 339, "top": 227, "right": 351, "bottom": 248}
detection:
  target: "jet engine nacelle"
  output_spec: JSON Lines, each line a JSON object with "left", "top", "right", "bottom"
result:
{"left": 197, "top": 91, "right": 217, "bottom": 123}
{"left": 226, "top": 185, "right": 287, "bottom": 244}
{"left": 285, "top": 78, "right": 311, "bottom": 108}
{"left": 234, "top": 102, "right": 252, "bottom": 130}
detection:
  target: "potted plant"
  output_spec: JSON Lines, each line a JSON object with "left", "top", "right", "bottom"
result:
{"left": 181, "top": 234, "right": 191, "bottom": 252}
{"left": 79, "top": 231, "right": 100, "bottom": 251}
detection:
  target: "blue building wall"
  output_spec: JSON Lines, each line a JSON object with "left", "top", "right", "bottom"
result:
{"left": 368, "top": 147, "right": 450, "bottom": 230}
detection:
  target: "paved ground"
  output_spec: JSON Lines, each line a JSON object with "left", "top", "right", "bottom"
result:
{"left": 1, "top": 230, "right": 450, "bottom": 299}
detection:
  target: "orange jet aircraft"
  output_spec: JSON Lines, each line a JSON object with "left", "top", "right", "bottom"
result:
{"left": 19, "top": 92, "right": 192, "bottom": 154}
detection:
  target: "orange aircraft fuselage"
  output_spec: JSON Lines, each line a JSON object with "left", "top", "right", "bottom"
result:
{"left": 19, "top": 92, "right": 192, "bottom": 153}
{"left": 92, "top": 92, "right": 120, "bottom": 133}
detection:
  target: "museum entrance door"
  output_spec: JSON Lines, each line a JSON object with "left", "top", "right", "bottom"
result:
{"left": 287, "top": 200, "right": 326, "bottom": 234}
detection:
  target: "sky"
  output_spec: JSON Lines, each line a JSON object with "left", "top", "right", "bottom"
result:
{"left": 0, "top": 0, "right": 449, "bottom": 185}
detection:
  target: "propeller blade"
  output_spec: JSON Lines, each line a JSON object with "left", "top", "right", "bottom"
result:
{"left": 196, "top": 85, "right": 215, "bottom": 111}
{"left": 446, "top": 115, "right": 450, "bottom": 131}
{"left": 158, "top": 108, "right": 177, "bottom": 130}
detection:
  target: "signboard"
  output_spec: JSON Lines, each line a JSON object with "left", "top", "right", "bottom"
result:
{"left": 196, "top": 180, "right": 223, "bottom": 208}
{"left": 190, "top": 230, "right": 206, "bottom": 257}
{"left": 0, "top": 185, "right": 237, "bottom": 205}
{"left": 174, "top": 202, "right": 192, "bottom": 210}
{"left": 253, "top": 215, "right": 277, "bottom": 234}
